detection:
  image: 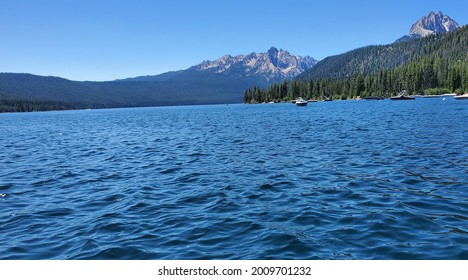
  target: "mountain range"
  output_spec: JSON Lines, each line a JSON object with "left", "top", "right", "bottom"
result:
{"left": 0, "top": 48, "right": 316, "bottom": 111}
{"left": 120, "top": 47, "right": 316, "bottom": 84}
{"left": 0, "top": 11, "right": 465, "bottom": 112}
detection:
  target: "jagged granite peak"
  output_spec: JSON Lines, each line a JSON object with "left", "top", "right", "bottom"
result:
{"left": 191, "top": 47, "right": 317, "bottom": 81}
{"left": 410, "top": 11, "right": 460, "bottom": 37}
{"left": 397, "top": 11, "right": 461, "bottom": 42}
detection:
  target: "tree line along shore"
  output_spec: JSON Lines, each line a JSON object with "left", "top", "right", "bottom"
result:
{"left": 244, "top": 57, "right": 467, "bottom": 103}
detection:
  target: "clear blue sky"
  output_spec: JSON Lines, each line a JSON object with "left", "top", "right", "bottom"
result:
{"left": 0, "top": 0, "right": 466, "bottom": 81}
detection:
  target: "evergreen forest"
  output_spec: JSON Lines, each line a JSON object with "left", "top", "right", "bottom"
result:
{"left": 244, "top": 26, "right": 468, "bottom": 103}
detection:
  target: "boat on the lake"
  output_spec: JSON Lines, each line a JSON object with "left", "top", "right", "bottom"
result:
{"left": 390, "top": 90, "right": 415, "bottom": 100}
{"left": 390, "top": 95, "right": 415, "bottom": 100}
{"left": 295, "top": 97, "right": 308, "bottom": 106}
{"left": 454, "top": 93, "right": 468, "bottom": 100}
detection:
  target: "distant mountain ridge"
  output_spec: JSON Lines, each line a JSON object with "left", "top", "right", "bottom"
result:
{"left": 0, "top": 72, "right": 250, "bottom": 109}
{"left": 122, "top": 47, "right": 317, "bottom": 85}
{"left": 396, "top": 11, "right": 461, "bottom": 42}
{"left": 191, "top": 47, "right": 317, "bottom": 82}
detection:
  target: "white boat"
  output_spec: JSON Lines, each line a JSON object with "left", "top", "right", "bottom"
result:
{"left": 390, "top": 90, "right": 415, "bottom": 100}
{"left": 295, "top": 97, "right": 308, "bottom": 106}
{"left": 454, "top": 93, "right": 468, "bottom": 100}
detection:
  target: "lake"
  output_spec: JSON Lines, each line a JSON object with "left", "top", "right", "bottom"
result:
{"left": 0, "top": 98, "right": 467, "bottom": 259}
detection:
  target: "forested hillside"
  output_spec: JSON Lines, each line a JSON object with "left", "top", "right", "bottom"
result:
{"left": 244, "top": 26, "right": 468, "bottom": 103}
{"left": 296, "top": 25, "right": 467, "bottom": 81}
{"left": 0, "top": 72, "right": 253, "bottom": 112}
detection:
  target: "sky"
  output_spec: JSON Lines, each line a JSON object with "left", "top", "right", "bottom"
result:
{"left": 0, "top": 0, "right": 467, "bottom": 81}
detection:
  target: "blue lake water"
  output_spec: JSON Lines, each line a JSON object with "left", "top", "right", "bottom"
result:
{"left": 0, "top": 98, "right": 467, "bottom": 259}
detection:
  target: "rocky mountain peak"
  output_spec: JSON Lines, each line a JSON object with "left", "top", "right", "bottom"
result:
{"left": 409, "top": 11, "right": 460, "bottom": 37}
{"left": 267, "top": 46, "right": 279, "bottom": 54}
{"left": 395, "top": 11, "right": 461, "bottom": 43}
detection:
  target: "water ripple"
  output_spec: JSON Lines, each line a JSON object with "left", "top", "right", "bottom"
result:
{"left": 0, "top": 100, "right": 467, "bottom": 259}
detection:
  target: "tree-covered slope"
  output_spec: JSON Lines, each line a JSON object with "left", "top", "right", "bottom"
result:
{"left": 0, "top": 73, "right": 118, "bottom": 108}
{"left": 297, "top": 25, "right": 468, "bottom": 81}
{"left": 0, "top": 72, "right": 257, "bottom": 112}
